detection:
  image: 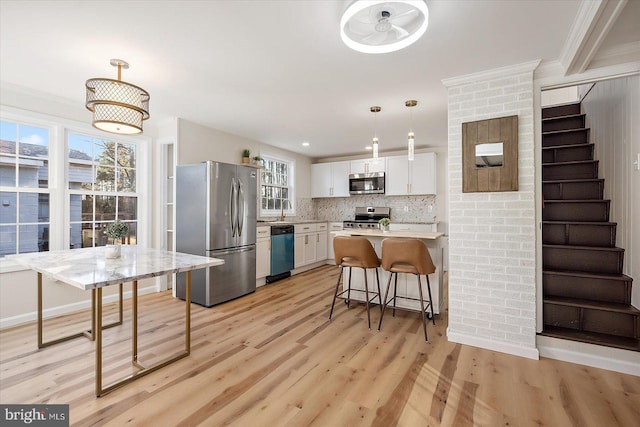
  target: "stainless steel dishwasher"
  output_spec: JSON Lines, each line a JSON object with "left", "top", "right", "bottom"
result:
{"left": 266, "top": 224, "right": 294, "bottom": 283}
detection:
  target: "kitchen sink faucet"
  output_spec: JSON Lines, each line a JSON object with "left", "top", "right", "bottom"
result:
{"left": 279, "top": 200, "right": 289, "bottom": 222}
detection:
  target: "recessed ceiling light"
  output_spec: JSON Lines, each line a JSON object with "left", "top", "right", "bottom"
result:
{"left": 365, "top": 146, "right": 372, "bottom": 150}
{"left": 340, "top": 0, "right": 429, "bottom": 54}
{"left": 302, "top": 142, "right": 310, "bottom": 147}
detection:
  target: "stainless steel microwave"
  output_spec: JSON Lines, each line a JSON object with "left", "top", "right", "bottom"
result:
{"left": 349, "top": 172, "right": 385, "bottom": 195}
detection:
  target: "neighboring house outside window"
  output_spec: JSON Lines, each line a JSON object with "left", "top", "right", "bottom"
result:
{"left": 0, "top": 121, "right": 50, "bottom": 256}
{"left": 68, "top": 132, "right": 138, "bottom": 249}
{"left": 260, "top": 154, "right": 295, "bottom": 217}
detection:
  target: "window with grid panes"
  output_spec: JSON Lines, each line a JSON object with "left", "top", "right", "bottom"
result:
{"left": 260, "top": 154, "right": 295, "bottom": 216}
{"left": 0, "top": 120, "right": 51, "bottom": 256}
{"left": 68, "top": 132, "right": 138, "bottom": 248}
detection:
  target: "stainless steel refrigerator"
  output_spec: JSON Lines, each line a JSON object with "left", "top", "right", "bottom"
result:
{"left": 176, "top": 161, "right": 257, "bottom": 306}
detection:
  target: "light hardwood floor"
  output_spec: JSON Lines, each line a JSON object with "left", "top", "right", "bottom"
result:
{"left": 1, "top": 265, "right": 639, "bottom": 426}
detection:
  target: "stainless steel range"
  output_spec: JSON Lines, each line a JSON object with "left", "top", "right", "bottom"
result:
{"left": 343, "top": 207, "right": 390, "bottom": 229}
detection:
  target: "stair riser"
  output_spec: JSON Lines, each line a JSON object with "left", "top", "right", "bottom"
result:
{"left": 543, "top": 247, "right": 623, "bottom": 274}
{"left": 543, "top": 162, "right": 598, "bottom": 180}
{"left": 544, "top": 304, "right": 639, "bottom": 338}
{"left": 542, "top": 202, "right": 610, "bottom": 222}
{"left": 543, "top": 273, "right": 631, "bottom": 304}
{"left": 543, "top": 223, "right": 616, "bottom": 247}
{"left": 542, "top": 129, "right": 589, "bottom": 147}
{"left": 543, "top": 181, "right": 603, "bottom": 200}
{"left": 542, "top": 145, "right": 594, "bottom": 163}
{"left": 543, "top": 104, "right": 581, "bottom": 119}
{"left": 543, "top": 115, "right": 585, "bottom": 132}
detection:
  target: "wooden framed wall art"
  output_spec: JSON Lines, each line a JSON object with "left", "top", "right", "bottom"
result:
{"left": 462, "top": 115, "right": 518, "bottom": 192}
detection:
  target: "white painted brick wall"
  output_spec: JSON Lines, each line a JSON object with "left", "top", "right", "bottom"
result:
{"left": 444, "top": 64, "right": 537, "bottom": 353}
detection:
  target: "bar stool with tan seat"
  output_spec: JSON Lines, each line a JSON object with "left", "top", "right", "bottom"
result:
{"left": 377, "top": 238, "right": 436, "bottom": 341}
{"left": 329, "top": 236, "right": 383, "bottom": 329}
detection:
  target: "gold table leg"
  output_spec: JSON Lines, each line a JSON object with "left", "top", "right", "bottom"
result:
{"left": 37, "top": 273, "right": 123, "bottom": 349}
{"left": 95, "top": 271, "right": 192, "bottom": 397}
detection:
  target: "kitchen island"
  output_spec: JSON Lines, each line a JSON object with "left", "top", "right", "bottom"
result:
{"left": 333, "top": 229, "right": 445, "bottom": 314}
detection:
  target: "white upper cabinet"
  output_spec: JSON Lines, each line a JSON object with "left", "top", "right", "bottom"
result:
{"left": 350, "top": 157, "right": 386, "bottom": 174}
{"left": 386, "top": 152, "right": 436, "bottom": 195}
{"left": 311, "top": 161, "right": 350, "bottom": 198}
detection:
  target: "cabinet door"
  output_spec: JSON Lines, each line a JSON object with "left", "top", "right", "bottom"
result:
{"left": 327, "top": 223, "right": 343, "bottom": 262}
{"left": 315, "top": 231, "right": 328, "bottom": 261}
{"left": 303, "top": 233, "right": 316, "bottom": 265}
{"left": 350, "top": 159, "right": 368, "bottom": 174}
{"left": 256, "top": 238, "right": 270, "bottom": 279}
{"left": 294, "top": 234, "right": 305, "bottom": 268}
{"left": 385, "top": 156, "right": 409, "bottom": 195}
{"left": 331, "top": 161, "right": 351, "bottom": 197}
{"left": 311, "top": 163, "right": 333, "bottom": 198}
{"left": 409, "top": 153, "right": 437, "bottom": 195}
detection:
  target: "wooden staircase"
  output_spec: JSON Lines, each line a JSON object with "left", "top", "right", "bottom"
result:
{"left": 541, "top": 103, "right": 640, "bottom": 351}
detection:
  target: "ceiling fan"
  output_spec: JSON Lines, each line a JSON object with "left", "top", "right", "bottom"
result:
{"left": 340, "top": 0, "right": 429, "bottom": 54}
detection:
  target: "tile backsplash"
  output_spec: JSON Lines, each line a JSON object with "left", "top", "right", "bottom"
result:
{"left": 259, "top": 195, "right": 438, "bottom": 224}
{"left": 313, "top": 195, "right": 437, "bottom": 223}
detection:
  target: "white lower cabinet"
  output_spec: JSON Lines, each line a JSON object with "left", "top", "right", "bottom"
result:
{"left": 256, "top": 226, "right": 271, "bottom": 279}
{"left": 327, "top": 222, "right": 343, "bottom": 262}
{"left": 294, "top": 223, "right": 328, "bottom": 268}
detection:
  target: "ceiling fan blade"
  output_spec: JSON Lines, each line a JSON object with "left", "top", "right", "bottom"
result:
{"left": 392, "top": 24, "right": 409, "bottom": 38}
{"left": 389, "top": 8, "right": 418, "bottom": 22}
{"left": 362, "top": 31, "right": 389, "bottom": 45}
{"left": 348, "top": 20, "right": 376, "bottom": 36}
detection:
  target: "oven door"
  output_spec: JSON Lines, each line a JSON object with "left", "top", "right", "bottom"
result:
{"left": 349, "top": 172, "right": 385, "bottom": 195}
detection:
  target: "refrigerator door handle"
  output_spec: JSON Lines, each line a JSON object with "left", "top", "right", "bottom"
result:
{"left": 230, "top": 177, "right": 237, "bottom": 237}
{"left": 237, "top": 180, "right": 245, "bottom": 236}
{"left": 208, "top": 245, "right": 255, "bottom": 256}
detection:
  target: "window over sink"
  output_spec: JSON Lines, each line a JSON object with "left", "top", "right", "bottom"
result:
{"left": 260, "top": 153, "right": 295, "bottom": 217}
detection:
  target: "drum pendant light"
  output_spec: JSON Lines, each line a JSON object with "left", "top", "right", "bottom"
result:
{"left": 86, "top": 59, "right": 150, "bottom": 135}
{"left": 405, "top": 100, "right": 417, "bottom": 161}
{"left": 371, "top": 106, "right": 381, "bottom": 160}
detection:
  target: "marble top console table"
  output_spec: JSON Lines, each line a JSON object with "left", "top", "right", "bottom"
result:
{"left": 9, "top": 246, "right": 224, "bottom": 397}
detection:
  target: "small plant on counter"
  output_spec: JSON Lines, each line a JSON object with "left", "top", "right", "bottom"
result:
{"left": 106, "top": 220, "right": 129, "bottom": 245}
{"left": 378, "top": 218, "right": 390, "bottom": 227}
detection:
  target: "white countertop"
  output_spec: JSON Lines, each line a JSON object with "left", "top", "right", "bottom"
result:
{"left": 333, "top": 229, "right": 445, "bottom": 240}
{"left": 8, "top": 246, "right": 224, "bottom": 290}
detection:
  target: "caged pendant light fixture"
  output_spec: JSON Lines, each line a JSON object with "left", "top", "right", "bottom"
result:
{"left": 86, "top": 59, "right": 150, "bottom": 135}
{"left": 405, "top": 100, "right": 417, "bottom": 161}
{"left": 371, "top": 106, "right": 381, "bottom": 159}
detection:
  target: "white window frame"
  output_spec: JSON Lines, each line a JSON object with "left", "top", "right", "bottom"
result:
{"left": 259, "top": 153, "right": 295, "bottom": 217}
{"left": 0, "top": 106, "right": 150, "bottom": 273}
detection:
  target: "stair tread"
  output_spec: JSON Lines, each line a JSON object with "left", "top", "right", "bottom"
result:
{"left": 543, "top": 178, "right": 604, "bottom": 184}
{"left": 544, "top": 296, "right": 640, "bottom": 314}
{"left": 543, "top": 221, "right": 616, "bottom": 225}
{"left": 540, "top": 326, "right": 640, "bottom": 352}
{"left": 542, "top": 143, "right": 593, "bottom": 151}
{"left": 543, "top": 128, "right": 589, "bottom": 136}
{"left": 542, "top": 113, "right": 585, "bottom": 122}
{"left": 543, "top": 270, "right": 633, "bottom": 282}
{"left": 543, "top": 160, "right": 598, "bottom": 166}
{"left": 543, "top": 244, "right": 624, "bottom": 252}
{"left": 543, "top": 199, "right": 610, "bottom": 203}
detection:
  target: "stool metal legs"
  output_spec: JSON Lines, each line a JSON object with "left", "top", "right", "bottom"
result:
{"left": 329, "top": 266, "right": 382, "bottom": 329}
{"left": 378, "top": 272, "right": 435, "bottom": 342}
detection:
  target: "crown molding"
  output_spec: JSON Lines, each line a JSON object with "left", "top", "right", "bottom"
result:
{"left": 441, "top": 60, "right": 541, "bottom": 88}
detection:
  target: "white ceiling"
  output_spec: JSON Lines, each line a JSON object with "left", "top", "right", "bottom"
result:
{"left": 0, "top": 1, "right": 637, "bottom": 159}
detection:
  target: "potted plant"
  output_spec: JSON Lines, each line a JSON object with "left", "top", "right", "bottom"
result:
{"left": 378, "top": 217, "right": 391, "bottom": 232}
{"left": 242, "top": 149, "right": 251, "bottom": 164}
{"left": 252, "top": 155, "right": 263, "bottom": 167}
{"left": 105, "top": 220, "right": 129, "bottom": 259}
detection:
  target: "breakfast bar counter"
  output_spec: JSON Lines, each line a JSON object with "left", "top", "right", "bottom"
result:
{"left": 332, "top": 229, "right": 446, "bottom": 314}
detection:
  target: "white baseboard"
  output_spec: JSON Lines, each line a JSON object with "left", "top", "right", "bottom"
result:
{"left": 0, "top": 285, "right": 159, "bottom": 329}
{"left": 537, "top": 335, "right": 640, "bottom": 376}
{"left": 447, "top": 329, "right": 540, "bottom": 360}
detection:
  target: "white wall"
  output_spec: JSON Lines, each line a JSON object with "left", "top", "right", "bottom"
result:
{"left": 177, "top": 118, "right": 312, "bottom": 199}
{"left": 581, "top": 75, "right": 640, "bottom": 308}
{"left": 443, "top": 61, "right": 540, "bottom": 360}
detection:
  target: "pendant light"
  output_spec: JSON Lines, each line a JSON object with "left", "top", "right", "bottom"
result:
{"left": 371, "top": 106, "right": 381, "bottom": 159}
{"left": 86, "top": 59, "right": 150, "bottom": 135}
{"left": 405, "top": 100, "right": 417, "bottom": 161}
